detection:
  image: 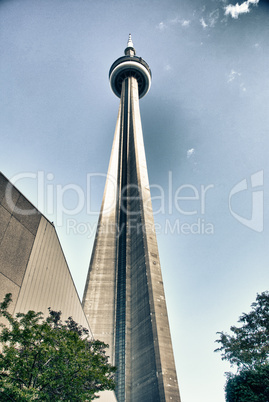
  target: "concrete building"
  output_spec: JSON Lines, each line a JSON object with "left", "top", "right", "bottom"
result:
{"left": 0, "top": 172, "right": 90, "bottom": 329}
{"left": 83, "top": 36, "right": 181, "bottom": 402}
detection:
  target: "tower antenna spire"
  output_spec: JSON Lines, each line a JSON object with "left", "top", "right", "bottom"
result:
{"left": 124, "top": 33, "right": 136, "bottom": 56}
{"left": 127, "top": 33, "right": 134, "bottom": 48}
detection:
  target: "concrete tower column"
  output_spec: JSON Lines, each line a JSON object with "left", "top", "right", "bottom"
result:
{"left": 83, "top": 36, "right": 181, "bottom": 402}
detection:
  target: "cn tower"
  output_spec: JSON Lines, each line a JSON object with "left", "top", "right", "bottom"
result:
{"left": 83, "top": 35, "right": 181, "bottom": 402}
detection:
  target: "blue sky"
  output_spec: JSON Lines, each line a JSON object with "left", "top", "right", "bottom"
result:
{"left": 1, "top": 0, "right": 269, "bottom": 401}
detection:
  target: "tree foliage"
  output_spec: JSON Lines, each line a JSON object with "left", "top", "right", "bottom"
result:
{"left": 215, "top": 291, "right": 269, "bottom": 370}
{"left": 225, "top": 366, "right": 269, "bottom": 402}
{"left": 0, "top": 294, "right": 116, "bottom": 401}
{"left": 215, "top": 291, "right": 269, "bottom": 402}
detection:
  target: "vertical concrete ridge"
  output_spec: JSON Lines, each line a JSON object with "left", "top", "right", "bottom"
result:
{"left": 128, "top": 77, "right": 180, "bottom": 401}
{"left": 82, "top": 102, "right": 122, "bottom": 362}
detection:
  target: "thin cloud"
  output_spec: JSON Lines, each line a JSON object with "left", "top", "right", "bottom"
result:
{"left": 240, "top": 83, "right": 247, "bottom": 92}
{"left": 227, "top": 69, "right": 241, "bottom": 83}
{"left": 200, "top": 18, "right": 208, "bottom": 28}
{"left": 208, "top": 9, "right": 220, "bottom": 27}
{"left": 156, "top": 17, "right": 190, "bottom": 31}
{"left": 187, "top": 148, "right": 195, "bottom": 158}
{"left": 200, "top": 9, "right": 220, "bottom": 29}
{"left": 224, "top": 0, "right": 259, "bottom": 19}
{"left": 164, "top": 64, "right": 172, "bottom": 72}
{"left": 227, "top": 70, "right": 247, "bottom": 92}
{"left": 181, "top": 20, "right": 190, "bottom": 27}
{"left": 169, "top": 16, "right": 191, "bottom": 27}
{"left": 170, "top": 16, "right": 181, "bottom": 25}
{"left": 157, "top": 21, "right": 166, "bottom": 30}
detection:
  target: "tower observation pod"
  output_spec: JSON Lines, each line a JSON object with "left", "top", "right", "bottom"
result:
{"left": 83, "top": 35, "right": 181, "bottom": 402}
{"left": 109, "top": 34, "right": 151, "bottom": 99}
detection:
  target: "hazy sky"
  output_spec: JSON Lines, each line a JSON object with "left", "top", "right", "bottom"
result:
{"left": 1, "top": 0, "right": 269, "bottom": 401}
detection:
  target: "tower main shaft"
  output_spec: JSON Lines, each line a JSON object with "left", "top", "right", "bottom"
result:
{"left": 83, "top": 36, "right": 180, "bottom": 402}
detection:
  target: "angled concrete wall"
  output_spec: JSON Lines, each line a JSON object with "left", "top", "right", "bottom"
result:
{"left": 0, "top": 172, "right": 91, "bottom": 331}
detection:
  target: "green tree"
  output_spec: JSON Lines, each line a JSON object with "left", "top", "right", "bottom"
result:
{"left": 215, "top": 291, "right": 269, "bottom": 402}
{"left": 225, "top": 366, "right": 269, "bottom": 402}
{"left": 0, "top": 294, "right": 116, "bottom": 401}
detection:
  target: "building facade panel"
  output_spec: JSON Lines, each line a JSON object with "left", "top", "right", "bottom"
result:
{"left": 0, "top": 215, "right": 35, "bottom": 287}
{"left": 0, "top": 173, "right": 20, "bottom": 212}
{"left": 12, "top": 195, "right": 41, "bottom": 236}
{"left": 0, "top": 173, "right": 91, "bottom": 332}
{"left": 0, "top": 204, "right": 11, "bottom": 244}
{"left": 14, "top": 215, "right": 91, "bottom": 330}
